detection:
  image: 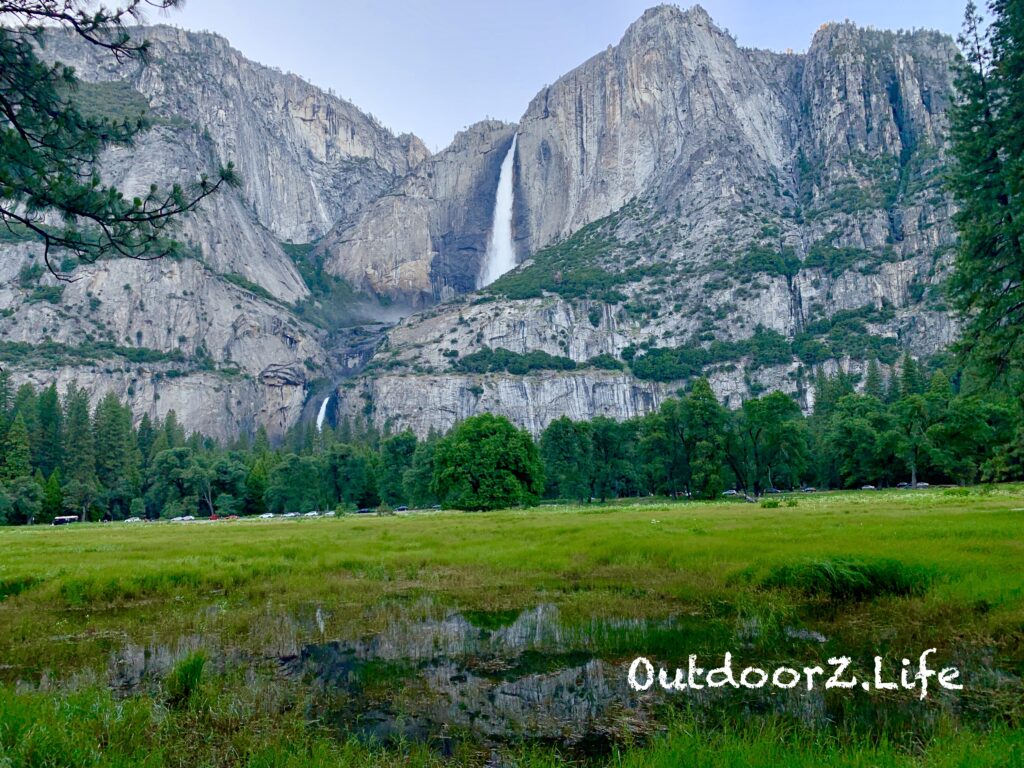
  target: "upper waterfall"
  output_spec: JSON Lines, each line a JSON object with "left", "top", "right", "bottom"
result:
{"left": 477, "top": 134, "right": 518, "bottom": 288}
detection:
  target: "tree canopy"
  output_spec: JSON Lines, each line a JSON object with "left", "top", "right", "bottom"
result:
{"left": 0, "top": 0, "right": 236, "bottom": 273}
{"left": 948, "top": 0, "right": 1024, "bottom": 385}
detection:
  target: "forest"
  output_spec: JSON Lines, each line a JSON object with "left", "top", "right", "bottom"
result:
{"left": 1, "top": 349, "right": 1020, "bottom": 523}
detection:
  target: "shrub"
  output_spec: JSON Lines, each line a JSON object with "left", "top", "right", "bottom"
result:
{"left": 165, "top": 652, "right": 206, "bottom": 708}
{"left": 586, "top": 353, "right": 624, "bottom": 371}
{"left": 762, "top": 558, "right": 933, "bottom": 602}
{"left": 454, "top": 347, "right": 576, "bottom": 375}
{"left": 0, "top": 576, "right": 39, "bottom": 601}
{"left": 761, "top": 499, "right": 781, "bottom": 508}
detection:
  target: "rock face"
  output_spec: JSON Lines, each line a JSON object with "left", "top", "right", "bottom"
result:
{"left": 2, "top": 25, "right": 428, "bottom": 441}
{"left": 0, "top": 243, "right": 324, "bottom": 441}
{"left": 333, "top": 5, "right": 963, "bottom": 436}
{"left": 1, "top": 8, "right": 965, "bottom": 441}
{"left": 316, "top": 121, "right": 517, "bottom": 304}
{"left": 42, "top": 26, "right": 428, "bottom": 243}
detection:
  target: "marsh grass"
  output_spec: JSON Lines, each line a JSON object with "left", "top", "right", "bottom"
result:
{"left": 164, "top": 651, "right": 207, "bottom": 708}
{"left": 0, "top": 487, "right": 1022, "bottom": 765}
{"left": 761, "top": 558, "right": 934, "bottom": 602}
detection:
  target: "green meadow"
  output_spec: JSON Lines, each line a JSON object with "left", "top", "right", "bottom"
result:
{"left": 1, "top": 487, "right": 1023, "bottom": 766}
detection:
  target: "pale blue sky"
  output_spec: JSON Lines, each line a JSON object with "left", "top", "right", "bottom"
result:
{"left": 161, "top": 1, "right": 968, "bottom": 152}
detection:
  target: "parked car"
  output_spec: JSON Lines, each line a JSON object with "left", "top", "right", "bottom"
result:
{"left": 916, "top": 482, "right": 930, "bottom": 488}
{"left": 721, "top": 489, "right": 739, "bottom": 497}
{"left": 356, "top": 508, "right": 373, "bottom": 514}
{"left": 800, "top": 487, "right": 816, "bottom": 493}
{"left": 124, "top": 517, "right": 142, "bottom": 523}
{"left": 764, "top": 487, "right": 783, "bottom": 494}
{"left": 181, "top": 515, "right": 195, "bottom": 521}
{"left": 304, "top": 511, "right": 319, "bottom": 518}
{"left": 259, "top": 512, "right": 274, "bottom": 519}
{"left": 52, "top": 515, "right": 79, "bottom": 526}
{"left": 323, "top": 511, "right": 336, "bottom": 517}
{"left": 897, "top": 482, "right": 910, "bottom": 488}
{"left": 282, "top": 512, "right": 299, "bottom": 518}
{"left": 431, "top": 504, "right": 442, "bottom": 510}
{"left": 860, "top": 485, "right": 877, "bottom": 491}
{"left": 395, "top": 505, "right": 409, "bottom": 512}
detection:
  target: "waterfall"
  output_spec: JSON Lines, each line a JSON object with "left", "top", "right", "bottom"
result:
{"left": 315, "top": 395, "right": 331, "bottom": 433}
{"left": 477, "top": 134, "right": 518, "bottom": 288}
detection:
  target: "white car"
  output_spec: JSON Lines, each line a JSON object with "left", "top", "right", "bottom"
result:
{"left": 323, "top": 511, "right": 336, "bottom": 517}
{"left": 259, "top": 512, "right": 274, "bottom": 519}
{"left": 181, "top": 515, "right": 195, "bottom": 521}
{"left": 124, "top": 517, "right": 142, "bottom": 523}
{"left": 170, "top": 516, "right": 184, "bottom": 522}
{"left": 282, "top": 512, "right": 298, "bottom": 518}
{"left": 304, "top": 511, "right": 319, "bottom": 518}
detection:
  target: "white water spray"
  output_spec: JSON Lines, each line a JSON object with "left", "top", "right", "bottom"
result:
{"left": 316, "top": 395, "right": 331, "bottom": 433}
{"left": 477, "top": 134, "right": 518, "bottom": 288}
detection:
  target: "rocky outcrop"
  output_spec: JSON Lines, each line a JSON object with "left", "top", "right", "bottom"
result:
{"left": 1, "top": 9, "right": 965, "bottom": 442}
{"left": 515, "top": 5, "right": 794, "bottom": 254}
{"left": 43, "top": 25, "right": 428, "bottom": 244}
{"left": 2, "top": 24, "right": 429, "bottom": 440}
{"left": 316, "top": 121, "right": 517, "bottom": 303}
{"left": 338, "top": 6, "right": 963, "bottom": 434}
{"left": 0, "top": 244, "right": 325, "bottom": 443}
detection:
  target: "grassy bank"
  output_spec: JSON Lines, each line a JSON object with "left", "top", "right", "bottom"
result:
{"left": 1, "top": 487, "right": 1022, "bottom": 765}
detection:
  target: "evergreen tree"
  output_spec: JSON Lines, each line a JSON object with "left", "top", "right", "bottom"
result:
{"left": 32, "top": 384, "right": 62, "bottom": 477}
{"left": 864, "top": 358, "right": 885, "bottom": 400}
{"left": 684, "top": 378, "right": 728, "bottom": 498}
{"left": 0, "top": 1, "right": 235, "bottom": 270}
{"left": 93, "top": 393, "right": 139, "bottom": 518}
{"left": 136, "top": 414, "right": 157, "bottom": 470}
{"left": 163, "top": 411, "right": 186, "bottom": 449}
{"left": 0, "top": 367, "right": 11, "bottom": 434}
{"left": 243, "top": 458, "right": 269, "bottom": 516}
{"left": 899, "top": 354, "right": 926, "bottom": 397}
{"left": 253, "top": 425, "right": 271, "bottom": 455}
{"left": 403, "top": 438, "right": 439, "bottom": 508}
{"left": 0, "top": 414, "right": 32, "bottom": 482}
{"left": 62, "top": 384, "right": 98, "bottom": 520}
{"left": 948, "top": 0, "right": 1024, "bottom": 382}
{"left": 11, "top": 384, "right": 38, "bottom": 448}
{"left": 378, "top": 431, "right": 417, "bottom": 505}
{"left": 40, "top": 469, "right": 63, "bottom": 524}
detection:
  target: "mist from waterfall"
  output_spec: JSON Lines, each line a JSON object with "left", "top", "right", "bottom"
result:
{"left": 477, "top": 133, "right": 518, "bottom": 288}
{"left": 316, "top": 395, "right": 331, "bottom": 433}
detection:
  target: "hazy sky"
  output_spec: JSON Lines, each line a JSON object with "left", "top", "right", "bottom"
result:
{"left": 160, "top": 1, "right": 968, "bottom": 152}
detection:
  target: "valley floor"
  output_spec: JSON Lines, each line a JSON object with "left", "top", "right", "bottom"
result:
{"left": 1, "top": 488, "right": 1022, "bottom": 766}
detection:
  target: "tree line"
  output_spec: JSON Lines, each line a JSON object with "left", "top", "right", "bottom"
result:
{"left": 1, "top": 351, "right": 1020, "bottom": 523}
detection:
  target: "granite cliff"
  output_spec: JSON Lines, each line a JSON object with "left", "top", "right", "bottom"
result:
{"left": 330, "top": 6, "right": 961, "bottom": 436}
{"left": 0, "top": 7, "right": 963, "bottom": 440}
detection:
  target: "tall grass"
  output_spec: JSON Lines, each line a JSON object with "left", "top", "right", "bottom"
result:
{"left": 761, "top": 558, "right": 934, "bottom": 602}
{"left": 0, "top": 487, "right": 1022, "bottom": 765}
